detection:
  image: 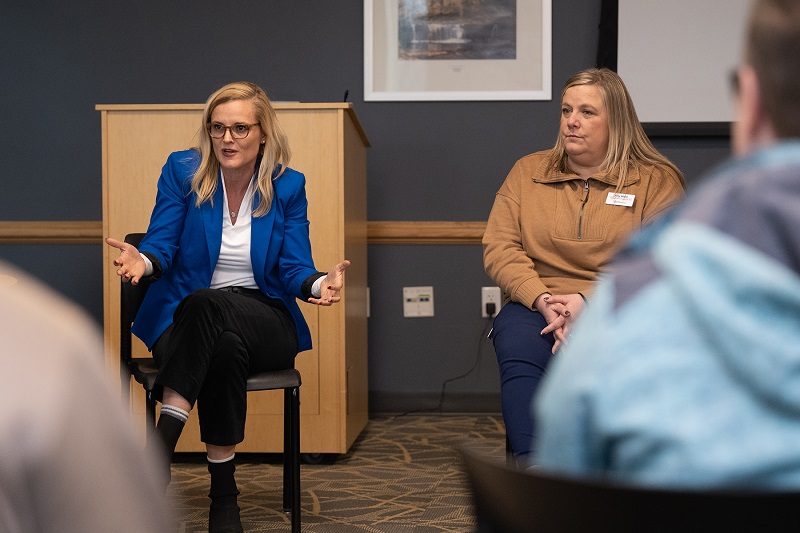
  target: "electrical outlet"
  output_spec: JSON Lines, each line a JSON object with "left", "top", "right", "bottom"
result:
{"left": 403, "top": 286, "right": 434, "bottom": 317}
{"left": 481, "top": 286, "right": 502, "bottom": 318}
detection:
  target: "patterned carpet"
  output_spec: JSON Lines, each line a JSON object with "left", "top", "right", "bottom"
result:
{"left": 168, "top": 414, "right": 506, "bottom": 532}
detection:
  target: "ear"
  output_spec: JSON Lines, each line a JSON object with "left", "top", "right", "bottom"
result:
{"left": 732, "top": 66, "right": 775, "bottom": 156}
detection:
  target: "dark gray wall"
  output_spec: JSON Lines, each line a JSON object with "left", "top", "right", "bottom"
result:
{"left": 0, "top": 1, "right": 730, "bottom": 412}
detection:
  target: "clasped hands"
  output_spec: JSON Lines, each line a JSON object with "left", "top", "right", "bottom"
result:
{"left": 537, "top": 293, "right": 585, "bottom": 353}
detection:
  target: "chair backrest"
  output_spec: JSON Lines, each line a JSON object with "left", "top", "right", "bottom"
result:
{"left": 119, "top": 233, "right": 151, "bottom": 395}
{"left": 459, "top": 447, "right": 800, "bottom": 533}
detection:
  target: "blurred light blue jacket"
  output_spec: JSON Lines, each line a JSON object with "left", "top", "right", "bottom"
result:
{"left": 535, "top": 141, "right": 800, "bottom": 489}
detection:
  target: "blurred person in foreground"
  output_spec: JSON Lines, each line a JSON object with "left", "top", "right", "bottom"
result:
{"left": 0, "top": 264, "right": 169, "bottom": 532}
{"left": 483, "top": 68, "right": 684, "bottom": 463}
{"left": 535, "top": 0, "right": 800, "bottom": 488}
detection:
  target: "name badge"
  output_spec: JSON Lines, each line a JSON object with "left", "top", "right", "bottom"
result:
{"left": 606, "top": 192, "right": 635, "bottom": 207}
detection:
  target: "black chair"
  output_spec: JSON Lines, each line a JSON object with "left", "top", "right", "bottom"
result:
{"left": 119, "top": 233, "right": 301, "bottom": 532}
{"left": 460, "top": 447, "right": 800, "bottom": 533}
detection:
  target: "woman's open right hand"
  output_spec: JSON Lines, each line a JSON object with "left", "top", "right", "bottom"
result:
{"left": 105, "top": 237, "right": 146, "bottom": 284}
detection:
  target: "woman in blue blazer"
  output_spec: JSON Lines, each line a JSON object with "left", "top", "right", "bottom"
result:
{"left": 107, "top": 81, "right": 348, "bottom": 533}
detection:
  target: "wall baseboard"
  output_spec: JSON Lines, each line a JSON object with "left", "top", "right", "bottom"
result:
{"left": 369, "top": 391, "right": 501, "bottom": 414}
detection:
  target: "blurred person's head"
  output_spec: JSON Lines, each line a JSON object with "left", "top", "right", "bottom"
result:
{"left": 733, "top": 0, "right": 800, "bottom": 155}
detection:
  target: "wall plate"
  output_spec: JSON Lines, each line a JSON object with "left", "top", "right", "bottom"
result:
{"left": 403, "top": 286, "right": 434, "bottom": 317}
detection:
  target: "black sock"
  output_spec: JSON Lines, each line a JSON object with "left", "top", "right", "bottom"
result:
{"left": 148, "top": 405, "right": 188, "bottom": 490}
{"left": 208, "top": 455, "right": 239, "bottom": 505}
{"left": 154, "top": 405, "right": 189, "bottom": 459}
{"left": 208, "top": 456, "right": 242, "bottom": 532}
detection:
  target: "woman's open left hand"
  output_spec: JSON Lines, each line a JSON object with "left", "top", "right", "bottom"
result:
{"left": 308, "top": 260, "right": 351, "bottom": 306}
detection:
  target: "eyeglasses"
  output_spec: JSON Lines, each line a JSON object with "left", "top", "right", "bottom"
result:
{"left": 208, "top": 122, "right": 260, "bottom": 139}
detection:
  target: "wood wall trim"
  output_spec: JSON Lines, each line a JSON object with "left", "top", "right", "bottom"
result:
{"left": 0, "top": 220, "right": 486, "bottom": 246}
{"left": 367, "top": 221, "right": 486, "bottom": 245}
{"left": 0, "top": 221, "right": 103, "bottom": 244}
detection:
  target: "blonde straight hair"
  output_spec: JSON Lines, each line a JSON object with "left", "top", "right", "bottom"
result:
{"left": 192, "top": 82, "right": 291, "bottom": 217}
{"left": 549, "top": 68, "right": 684, "bottom": 191}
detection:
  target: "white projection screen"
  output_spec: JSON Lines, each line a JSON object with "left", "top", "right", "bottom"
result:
{"left": 617, "top": 0, "right": 750, "bottom": 128}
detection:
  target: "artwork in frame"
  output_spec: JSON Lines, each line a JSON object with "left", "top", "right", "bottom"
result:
{"left": 364, "top": 0, "right": 552, "bottom": 102}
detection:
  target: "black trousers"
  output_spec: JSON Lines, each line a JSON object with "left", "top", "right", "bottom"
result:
{"left": 152, "top": 288, "right": 298, "bottom": 446}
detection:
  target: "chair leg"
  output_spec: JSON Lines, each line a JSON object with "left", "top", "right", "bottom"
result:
{"left": 121, "top": 369, "right": 131, "bottom": 409}
{"left": 146, "top": 390, "right": 157, "bottom": 433}
{"left": 282, "top": 390, "right": 291, "bottom": 512}
{"left": 289, "top": 386, "right": 301, "bottom": 533}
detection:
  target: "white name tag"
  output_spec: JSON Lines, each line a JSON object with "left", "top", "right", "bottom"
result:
{"left": 606, "top": 192, "right": 635, "bottom": 207}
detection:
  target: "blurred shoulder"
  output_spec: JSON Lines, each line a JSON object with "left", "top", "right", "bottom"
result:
{"left": 0, "top": 263, "right": 105, "bottom": 392}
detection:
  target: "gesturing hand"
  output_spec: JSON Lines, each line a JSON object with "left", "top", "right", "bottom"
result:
{"left": 105, "top": 237, "right": 146, "bottom": 285}
{"left": 308, "top": 260, "right": 351, "bottom": 306}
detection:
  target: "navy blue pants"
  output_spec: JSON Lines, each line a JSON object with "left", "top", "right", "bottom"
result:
{"left": 492, "top": 302, "right": 555, "bottom": 461}
{"left": 152, "top": 288, "right": 297, "bottom": 446}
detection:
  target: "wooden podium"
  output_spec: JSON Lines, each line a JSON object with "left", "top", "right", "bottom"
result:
{"left": 97, "top": 103, "right": 369, "bottom": 454}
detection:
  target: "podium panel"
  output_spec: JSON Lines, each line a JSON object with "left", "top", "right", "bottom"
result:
{"left": 98, "top": 103, "right": 369, "bottom": 453}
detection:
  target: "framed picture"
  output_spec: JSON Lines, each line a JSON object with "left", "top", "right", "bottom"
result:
{"left": 364, "top": 0, "right": 552, "bottom": 102}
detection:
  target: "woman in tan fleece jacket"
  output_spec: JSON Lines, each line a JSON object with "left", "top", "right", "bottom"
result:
{"left": 483, "top": 68, "right": 685, "bottom": 462}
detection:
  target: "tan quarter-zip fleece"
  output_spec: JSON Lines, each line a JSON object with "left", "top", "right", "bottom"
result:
{"left": 483, "top": 149, "right": 685, "bottom": 309}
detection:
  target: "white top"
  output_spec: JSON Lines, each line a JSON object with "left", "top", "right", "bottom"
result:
{"left": 210, "top": 175, "right": 259, "bottom": 289}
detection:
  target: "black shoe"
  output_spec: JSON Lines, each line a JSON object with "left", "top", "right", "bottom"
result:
{"left": 209, "top": 499, "right": 243, "bottom": 533}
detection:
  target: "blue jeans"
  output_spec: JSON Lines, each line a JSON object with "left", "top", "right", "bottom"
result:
{"left": 492, "top": 302, "right": 555, "bottom": 460}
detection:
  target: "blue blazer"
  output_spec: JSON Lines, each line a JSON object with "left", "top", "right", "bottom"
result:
{"left": 132, "top": 149, "right": 320, "bottom": 352}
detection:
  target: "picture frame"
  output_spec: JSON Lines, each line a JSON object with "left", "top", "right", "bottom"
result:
{"left": 364, "top": 0, "right": 552, "bottom": 102}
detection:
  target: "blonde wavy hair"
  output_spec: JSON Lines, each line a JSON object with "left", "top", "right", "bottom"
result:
{"left": 192, "top": 81, "right": 291, "bottom": 217}
{"left": 548, "top": 68, "right": 684, "bottom": 191}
